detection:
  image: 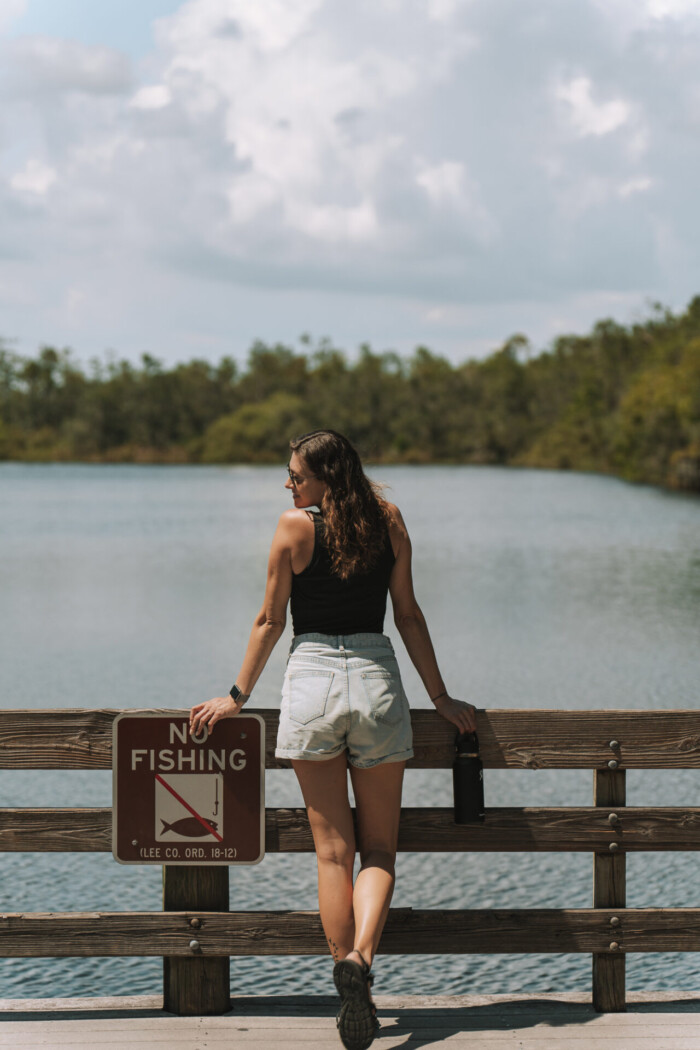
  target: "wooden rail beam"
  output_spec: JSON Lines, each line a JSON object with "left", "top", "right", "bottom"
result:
{"left": 2, "top": 908, "right": 700, "bottom": 958}
{"left": 3, "top": 709, "right": 700, "bottom": 769}
{"left": 4, "top": 806, "right": 700, "bottom": 854}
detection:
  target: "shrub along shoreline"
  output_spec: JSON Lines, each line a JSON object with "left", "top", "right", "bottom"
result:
{"left": 1, "top": 297, "right": 699, "bottom": 492}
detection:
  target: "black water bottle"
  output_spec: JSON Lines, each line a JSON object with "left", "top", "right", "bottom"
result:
{"left": 453, "top": 731, "right": 485, "bottom": 824}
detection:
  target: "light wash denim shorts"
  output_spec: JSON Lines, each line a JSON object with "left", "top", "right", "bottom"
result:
{"left": 275, "top": 633, "right": 414, "bottom": 768}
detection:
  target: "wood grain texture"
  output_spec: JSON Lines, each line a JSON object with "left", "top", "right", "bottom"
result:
{"left": 8, "top": 997, "right": 700, "bottom": 1050}
{"left": 3, "top": 709, "right": 700, "bottom": 769}
{"left": 4, "top": 805, "right": 700, "bottom": 854}
{"left": 163, "top": 866, "right": 230, "bottom": 1015}
{"left": 2, "top": 909, "right": 700, "bottom": 958}
{"left": 6, "top": 994, "right": 700, "bottom": 1050}
{"left": 593, "top": 769, "right": 626, "bottom": 1013}
{"left": 4, "top": 989, "right": 700, "bottom": 1012}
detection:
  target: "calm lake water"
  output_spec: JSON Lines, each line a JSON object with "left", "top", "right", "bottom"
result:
{"left": 1, "top": 462, "right": 699, "bottom": 999}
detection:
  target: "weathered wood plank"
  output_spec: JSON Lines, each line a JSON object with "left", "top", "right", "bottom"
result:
{"left": 5, "top": 1018, "right": 700, "bottom": 1050}
{"left": 4, "top": 805, "right": 700, "bottom": 854}
{"left": 163, "top": 866, "right": 230, "bottom": 1015}
{"left": 4, "top": 989, "right": 700, "bottom": 1013}
{"left": 593, "top": 769, "right": 627, "bottom": 1013}
{"left": 2, "top": 709, "right": 700, "bottom": 770}
{"left": 0, "top": 809, "right": 112, "bottom": 851}
{"left": 0, "top": 710, "right": 117, "bottom": 769}
{"left": 5, "top": 995, "right": 700, "bottom": 1050}
{"left": 2, "top": 908, "right": 700, "bottom": 958}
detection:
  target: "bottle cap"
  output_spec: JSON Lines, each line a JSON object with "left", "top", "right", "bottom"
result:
{"left": 455, "top": 731, "right": 480, "bottom": 756}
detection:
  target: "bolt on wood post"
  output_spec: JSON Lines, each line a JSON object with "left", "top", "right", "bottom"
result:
{"left": 592, "top": 768, "right": 626, "bottom": 1013}
{"left": 163, "top": 865, "right": 230, "bottom": 1016}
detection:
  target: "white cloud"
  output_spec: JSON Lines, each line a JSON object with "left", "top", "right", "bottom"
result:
{"left": 129, "top": 84, "right": 171, "bottom": 110}
{"left": 69, "top": 135, "right": 128, "bottom": 173}
{"left": 549, "top": 172, "right": 652, "bottom": 213}
{"left": 0, "top": 0, "right": 25, "bottom": 34}
{"left": 9, "top": 159, "right": 56, "bottom": 196}
{"left": 589, "top": 0, "right": 700, "bottom": 40}
{"left": 227, "top": 174, "right": 278, "bottom": 224}
{"left": 618, "top": 176, "right": 654, "bottom": 197}
{"left": 157, "top": 0, "right": 325, "bottom": 54}
{"left": 2, "top": 0, "right": 700, "bottom": 365}
{"left": 415, "top": 159, "right": 497, "bottom": 243}
{"left": 7, "top": 35, "right": 131, "bottom": 95}
{"left": 426, "top": 0, "right": 475, "bottom": 21}
{"left": 556, "top": 76, "right": 631, "bottom": 137}
{"left": 646, "top": 0, "right": 700, "bottom": 17}
{"left": 290, "top": 200, "right": 379, "bottom": 243}
{"left": 141, "top": 0, "right": 438, "bottom": 262}
{"left": 626, "top": 126, "right": 651, "bottom": 161}
{"left": 64, "top": 285, "right": 87, "bottom": 320}
{"left": 416, "top": 160, "right": 468, "bottom": 206}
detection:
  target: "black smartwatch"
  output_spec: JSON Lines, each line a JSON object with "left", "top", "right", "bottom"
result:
{"left": 229, "top": 683, "right": 249, "bottom": 705}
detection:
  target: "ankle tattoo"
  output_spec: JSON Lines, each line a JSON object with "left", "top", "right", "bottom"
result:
{"left": 328, "top": 936, "right": 340, "bottom": 961}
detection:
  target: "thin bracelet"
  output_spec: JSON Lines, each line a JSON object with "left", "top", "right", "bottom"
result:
{"left": 430, "top": 690, "right": 448, "bottom": 703}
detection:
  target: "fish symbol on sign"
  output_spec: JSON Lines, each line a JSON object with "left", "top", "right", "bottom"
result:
{"left": 160, "top": 817, "right": 218, "bottom": 838}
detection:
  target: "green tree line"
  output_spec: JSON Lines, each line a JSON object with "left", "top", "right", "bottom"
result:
{"left": 1, "top": 297, "right": 699, "bottom": 490}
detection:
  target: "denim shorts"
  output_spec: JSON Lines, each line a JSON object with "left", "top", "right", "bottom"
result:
{"left": 275, "top": 633, "right": 414, "bottom": 768}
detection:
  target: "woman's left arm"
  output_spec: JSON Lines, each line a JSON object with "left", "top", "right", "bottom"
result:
{"left": 189, "top": 512, "right": 296, "bottom": 734}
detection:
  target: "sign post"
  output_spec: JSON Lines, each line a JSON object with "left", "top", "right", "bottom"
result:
{"left": 112, "top": 711, "right": 265, "bottom": 1015}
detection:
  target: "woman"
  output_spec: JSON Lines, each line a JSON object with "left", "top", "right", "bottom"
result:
{"left": 190, "top": 429, "right": 476, "bottom": 1050}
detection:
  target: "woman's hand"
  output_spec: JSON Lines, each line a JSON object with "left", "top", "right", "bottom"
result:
{"left": 433, "top": 694, "right": 478, "bottom": 734}
{"left": 189, "top": 695, "right": 245, "bottom": 736}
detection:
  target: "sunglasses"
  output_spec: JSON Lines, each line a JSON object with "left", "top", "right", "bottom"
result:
{"left": 287, "top": 463, "right": 317, "bottom": 486}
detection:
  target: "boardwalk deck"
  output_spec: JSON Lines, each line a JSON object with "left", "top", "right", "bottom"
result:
{"left": 2, "top": 992, "right": 700, "bottom": 1049}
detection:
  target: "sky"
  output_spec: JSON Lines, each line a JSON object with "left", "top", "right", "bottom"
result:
{"left": 1, "top": 0, "right": 700, "bottom": 368}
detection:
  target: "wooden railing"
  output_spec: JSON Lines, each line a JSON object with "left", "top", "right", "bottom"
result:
{"left": 2, "top": 708, "right": 700, "bottom": 1015}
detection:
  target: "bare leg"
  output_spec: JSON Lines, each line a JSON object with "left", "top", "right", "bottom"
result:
{"left": 292, "top": 753, "right": 356, "bottom": 962}
{"left": 346, "top": 760, "right": 406, "bottom": 970}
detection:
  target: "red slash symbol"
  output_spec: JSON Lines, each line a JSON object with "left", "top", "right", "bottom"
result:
{"left": 155, "top": 774, "right": 224, "bottom": 843}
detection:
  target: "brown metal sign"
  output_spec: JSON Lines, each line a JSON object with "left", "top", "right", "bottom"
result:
{"left": 112, "top": 711, "right": 265, "bottom": 865}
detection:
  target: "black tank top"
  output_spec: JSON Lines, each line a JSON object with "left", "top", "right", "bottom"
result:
{"left": 290, "top": 512, "right": 396, "bottom": 636}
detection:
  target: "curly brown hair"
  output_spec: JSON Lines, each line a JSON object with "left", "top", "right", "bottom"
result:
{"left": 289, "top": 429, "right": 391, "bottom": 580}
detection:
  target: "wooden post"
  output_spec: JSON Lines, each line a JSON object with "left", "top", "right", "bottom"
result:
{"left": 592, "top": 768, "right": 626, "bottom": 1012}
{"left": 163, "top": 866, "right": 230, "bottom": 1016}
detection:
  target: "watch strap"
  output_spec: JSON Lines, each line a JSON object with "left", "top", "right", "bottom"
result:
{"left": 229, "top": 683, "right": 249, "bottom": 705}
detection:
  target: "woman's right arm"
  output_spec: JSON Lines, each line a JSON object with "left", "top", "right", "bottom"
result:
{"left": 189, "top": 511, "right": 301, "bottom": 735}
{"left": 387, "top": 504, "right": 477, "bottom": 734}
